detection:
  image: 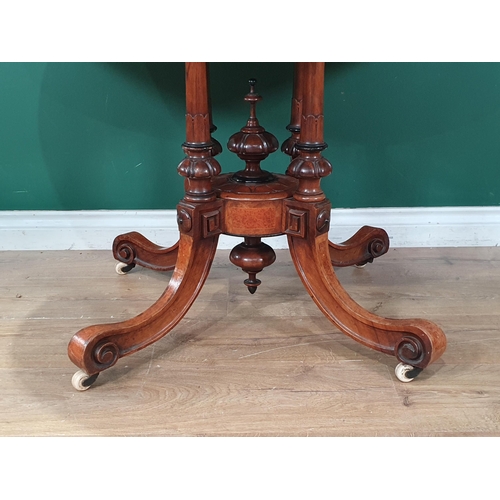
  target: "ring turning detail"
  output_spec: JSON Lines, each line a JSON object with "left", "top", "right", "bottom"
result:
{"left": 68, "top": 63, "right": 446, "bottom": 390}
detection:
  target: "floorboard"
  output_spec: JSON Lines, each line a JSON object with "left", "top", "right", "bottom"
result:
{"left": 1, "top": 247, "right": 499, "bottom": 437}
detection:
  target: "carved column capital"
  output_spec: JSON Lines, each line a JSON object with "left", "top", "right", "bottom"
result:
{"left": 286, "top": 145, "right": 333, "bottom": 202}
{"left": 286, "top": 150, "right": 332, "bottom": 179}
{"left": 177, "top": 149, "right": 221, "bottom": 179}
{"left": 177, "top": 142, "right": 221, "bottom": 202}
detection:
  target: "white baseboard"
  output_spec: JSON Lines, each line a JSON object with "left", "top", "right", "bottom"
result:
{"left": 1, "top": 207, "right": 499, "bottom": 251}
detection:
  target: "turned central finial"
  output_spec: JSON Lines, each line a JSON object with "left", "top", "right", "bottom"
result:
{"left": 243, "top": 78, "right": 261, "bottom": 125}
{"left": 227, "top": 78, "right": 278, "bottom": 183}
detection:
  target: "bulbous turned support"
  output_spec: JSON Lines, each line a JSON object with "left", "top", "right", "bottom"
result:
{"left": 69, "top": 196, "right": 223, "bottom": 383}
{"left": 177, "top": 144, "right": 221, "bottom": 202}
{"left": 227, "top": 79, "right": 279, "bottom": 184}
{"left": 286, "top": 144, "right": 333, "bottom": 201}
{"left": 229, "top": 237, "right": 276, "bottom": 294}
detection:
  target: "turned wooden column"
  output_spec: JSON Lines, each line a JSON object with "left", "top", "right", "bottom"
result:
{"left": 185, "top": 62, "right": 210, "bottom": 143}
{"left": 176, "top": 62, "right": 223, "bottom": 244}
{"left": 207, "top": 64, "right": 222, "bottom": 156}
{"left": 286, "top": 62, "right": 332, "bottom": 202}
{"left": 282, "top": 62, "right": 305, "bottom": 158}
{"left": 177, "top": 62, "right": 221, "bottom": 203}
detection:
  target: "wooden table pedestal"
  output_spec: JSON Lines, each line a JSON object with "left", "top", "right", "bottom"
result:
{"left": 68, "top": 63, "right": 446, "bottom": 390}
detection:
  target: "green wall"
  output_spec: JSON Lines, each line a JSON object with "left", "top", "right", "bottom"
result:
{"left": 1, "top": 62, "right": 499, "bottom": 210}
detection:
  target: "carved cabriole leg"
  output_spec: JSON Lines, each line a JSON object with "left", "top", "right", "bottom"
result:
{"left": 68, "top": 226, "right": 219, "bottom": 378}
{"left": 328, "top": 226, "right": 389, "bottom": 268}
{"left": 113, "top": 232, "right": 179, "bottom": 273}
{"left": 285, "top": 62, "right": 447, "bottom": 376}
{"left": 69, "top": 63, "right": 222, "bottom": 388}
{"left": 285, "top": 200, "right": 447, "bottom": 371}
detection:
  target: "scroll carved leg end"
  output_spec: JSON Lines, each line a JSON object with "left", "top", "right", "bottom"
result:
{"left": 69, "top": 222, "right": 220, "bottom": 389}
{"left": 113, "top": 231, "right": 179, "bottom": 273}
{"left": 329, "top": 226, "right": 390, "bottom": 268}
{"left": 68, "top": 327, "right": 121, "bottom": 378}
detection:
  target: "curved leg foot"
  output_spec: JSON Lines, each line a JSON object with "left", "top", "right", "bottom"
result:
{"left": 68, "top": 232, "right": 219, "bottom": 383}
{"left": 112, "top": 231, "right": 179, "bottom": 273}
{"left": 329, "top": 226, "right": 389, "bottom": 268}
{"left": 289, "top": 231, "right": 446, "bottom": 378}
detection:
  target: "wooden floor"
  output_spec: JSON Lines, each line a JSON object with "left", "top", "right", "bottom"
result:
{"left": 1, "top": 245, "right": 499, "bottom": 436}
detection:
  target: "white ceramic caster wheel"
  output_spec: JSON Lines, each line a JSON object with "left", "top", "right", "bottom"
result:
{"left": 116, "top": 261, "right": 133, "bottom": 275}
{"left": 71, "top": 369, "right": 99, "bottom": 391}
{"left": 395, "top": 362, "right": 419, "bottom": 383}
